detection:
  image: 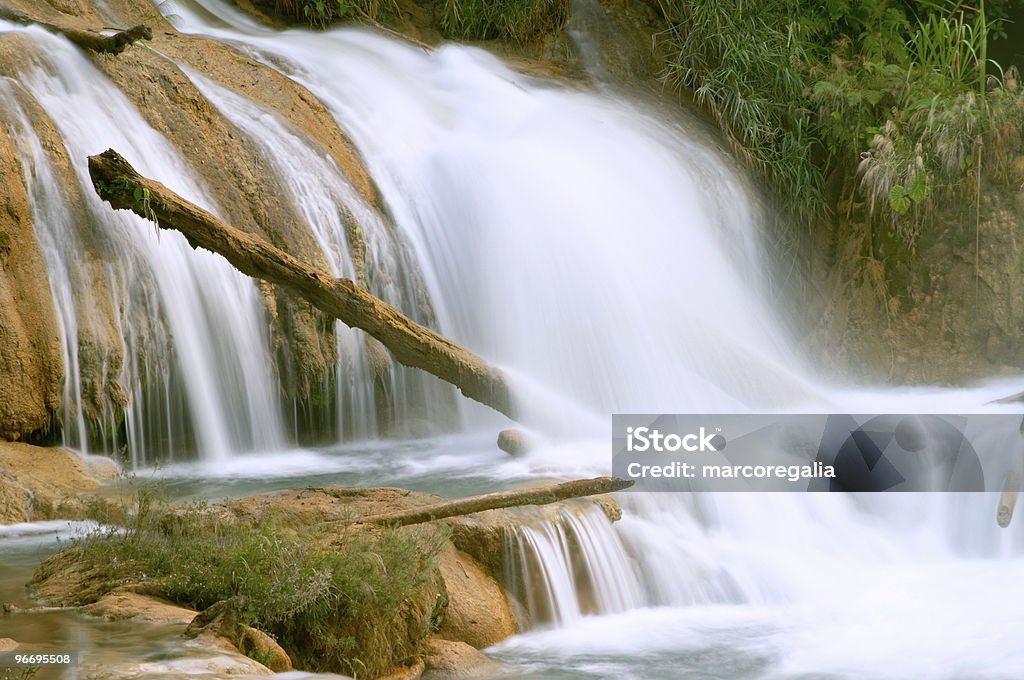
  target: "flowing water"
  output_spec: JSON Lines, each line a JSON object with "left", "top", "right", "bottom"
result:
{"left": 2, "top": 1, "right": 1024, "bottom": 678}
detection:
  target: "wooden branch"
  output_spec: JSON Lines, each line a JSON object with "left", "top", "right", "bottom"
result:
{"left": 360, "top": 476, "right": 634, "bottom": 527}
{"left": 87, "top": 149, "right": 516, "bottom": 419}
{"left": 0, "top": 7, "right": 151, "bottom": 55}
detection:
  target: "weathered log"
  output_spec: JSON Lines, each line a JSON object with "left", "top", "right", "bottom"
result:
{"left": 360, "top": 476, "right": 634, "bottom": 527}
{"left": 0, "top": 7, "right": 151, "bottom": 55}
{"left": 87, "top": 149, "right": 516, "bottom": 419}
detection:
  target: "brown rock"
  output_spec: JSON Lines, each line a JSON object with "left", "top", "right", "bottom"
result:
{"left": 378, "top": 658, "right": 425, "bottom": 680}
{"left": 423, "top": 638, "right": 499, "bottom": 679}
{"left": 81, "top": 590, "right": 198, "bottom": 625}
{"left": 82, "top": 455, "right": 122, "bottom": 482}
{"left": 436, "top": 545, "right": 516, "bottom": 649}
{"left": 497, "top": 429, "right": 531, "bottom": 457}
{"left": 0, "top": 638, "right": 17, "bottom": 652}
{"left": 28, "top": 549, "right": 110, "bottom": 606}
{"left": 184, "top": 595, "right": 248, "bottom": 641}
{"left": 0, "top": 442, "right": 120, "bottom": 523}
{"left": 0, "top": 476, "right": 32, "bottom": 524}
{"left": 0, "top": 53, "right": 129, "bottom": 429}
{"left": 239, "top": 627, "right": 292, "bottom": 673}
{"left": 0, "top": 104, "right": 63, "bottom": 441}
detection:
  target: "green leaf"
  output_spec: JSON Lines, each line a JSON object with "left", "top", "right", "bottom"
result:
{"left": 908, "top": 173, "right": 929, "bottom": 203}
{"left": 889, "top": 184, "right": 911, "bottom": 214}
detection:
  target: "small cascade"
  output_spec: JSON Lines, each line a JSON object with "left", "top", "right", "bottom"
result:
{"left": 504, "top": 503, "right": 646, "bottom": 627}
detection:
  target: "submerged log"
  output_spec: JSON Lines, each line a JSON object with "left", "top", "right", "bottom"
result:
{"left": 360, "top": 476, "right": 634, "bottom": 527}
{"left": 0, "top": 7, "right": 151, "bottom": 55}
{"left": 87, "top": 149, "right": 516, "bottom": 419}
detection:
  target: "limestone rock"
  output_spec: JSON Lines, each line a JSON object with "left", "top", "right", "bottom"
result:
{"left": 239, "top": 627, "right": 292, "bottom": 673}
{"left": 378, "top": 658, "right": 425, "bottom": 680}
{"left": 423, "top": 638, "right": 499, "bottom": 679}
{"left": 184, "top": 595, "right": 248, "bottom": 642}
{"left": 436, "top": 545, "right": 516, "bottom": 649}
{"left": 497, "top": 429, "right": 531, "bottom": 457}
{"left": 0, "top": 476, "right": 32, "bottom": 524}
{"left": 184, "top": 596, "right": 292, "bottom": 672}
{"left": 0, "top": 442, "right": 120, "bottom": 523}
{"left": 0, "top": 106, "right": 63, "bottom": 441}
{"left": 82, "top": 591, "right": 198, "bottom": 625}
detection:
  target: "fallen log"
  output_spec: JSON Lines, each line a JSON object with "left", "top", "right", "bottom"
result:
{"left": 87, "top": 149, "right": 516, "bottom": 419}
{"left": 359, "top": 476, "right": 634, "bottom": 527}
{"left": 0, "top": 7, "right": 151, "bottom": 55}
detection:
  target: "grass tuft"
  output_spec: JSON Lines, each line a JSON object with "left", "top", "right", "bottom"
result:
{"left": 70, "top": 488, "right": 447, "bottom": 678}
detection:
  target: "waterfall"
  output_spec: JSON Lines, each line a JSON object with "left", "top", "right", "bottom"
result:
{"left": 504, "top": 503, "right": 646, "bottom": 628}
{"left": 5, "top": 0, "right": 1023, "bottom": 670}
{"left": 0, "top": 21, "right": 285, "bottom": 462}
{"left": 152, "top": 4, "right": 1024, "bottom": 654}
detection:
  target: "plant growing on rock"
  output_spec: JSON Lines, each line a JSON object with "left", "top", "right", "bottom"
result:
{"left": 63, "top": 490, "right": 449, "bottom": 678}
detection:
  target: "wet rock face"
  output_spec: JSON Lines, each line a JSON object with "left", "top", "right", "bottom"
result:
{"left": 0, "top": 0, "right": 393, "bottom": 448}
{"left": 813, "top": 181, "right": 1024, "bottom": 383}
{"left": 0, "top": 114, "right": 63, "bottom": 441}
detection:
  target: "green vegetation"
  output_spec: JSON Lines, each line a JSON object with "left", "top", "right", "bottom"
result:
{"left": 74, "top": 489, "right": 447, "bottom": 678}
{"left": 658, "top": 0, "right": 1024, "bottom": 246}
{"left": 0, "top": 670, "right": 39, "bottom": 680}
{"left": 438, "top": 0, "right": 569, "bottom": 45}
{"left": 279, "top": 0, "right": 398, "bottom": 28}
{"left": 285, "top": 0, "right": 567, "bottom": 43}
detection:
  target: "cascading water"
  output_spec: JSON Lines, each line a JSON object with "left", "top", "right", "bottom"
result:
{"left": 148, "top": 6, "right": 1024, "bottom": 676}
{"left": 4, "top": 0, "right": 1023, "bottom": 675}
{"left": 167, "top": 65, "right": 456, "bottom": 440}
{"left": 0, "top": 21, "right": 285, "bottom": 463}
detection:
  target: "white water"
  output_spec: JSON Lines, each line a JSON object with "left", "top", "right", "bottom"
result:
{"left": 0, "top": 22, "right": 285, "bottom": 462}
{"left": 5, "top": 1, "right": 1024, "bottom": 676}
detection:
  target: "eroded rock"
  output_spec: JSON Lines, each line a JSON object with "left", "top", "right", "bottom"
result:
{"left": 0, "top": 442, "right": 121, "bottom": 523}
{"left": 82, "top": 590, "right": 198, "bottom": 625}
{"left": 0, "top": 101, "right": 63, "bottom": 441}
{"left": 436, "top": 545, "right": 516, "bottom": 648}
{"left": 423, "top": 638, "right": 499, "bottom": 680}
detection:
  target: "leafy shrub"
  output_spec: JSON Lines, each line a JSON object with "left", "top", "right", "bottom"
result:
{"left": 73, "top": 489, "right": 447, "bottom": 678}
{"left": 658, "top": 0, "right": 1024, "bottom": 244}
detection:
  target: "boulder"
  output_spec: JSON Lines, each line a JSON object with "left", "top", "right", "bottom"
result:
{"left": 239, "top": 627, "right": 292, "bottom": 673}
{"left": 0, "top": 442, "right": 120, "bottom": 523}
{"left": 436, "top": 545, "right": 516, "bottom": 648}
{"left": 423, "top": 638, "right": 499, "bottom": 679}
{"left": 0, "top": 638, "right": 17, "bottom": 651}
{"left": 184, "top": 596, "right": 292, "bottom": 671}
{"left": 496, "top": 429, "right": 531, "bottom": 457}
{"left": 379, "top": 658, "right": 425, "bottom": 680}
